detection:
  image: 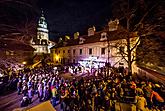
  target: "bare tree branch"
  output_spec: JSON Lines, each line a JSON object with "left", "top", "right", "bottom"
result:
{"left": 130, "top": 37, "right": 140, "bottom": 51}
{"left": 133, "top": 2, "right": 160, "bottom": 32}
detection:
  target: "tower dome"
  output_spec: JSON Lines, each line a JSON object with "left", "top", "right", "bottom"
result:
{"left": 38, "top": 10, "right": 48, "bottom": 30}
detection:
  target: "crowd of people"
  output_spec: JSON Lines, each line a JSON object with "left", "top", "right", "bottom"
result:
{"left": 1, "top": 64, "right": 165, "bottom": 111}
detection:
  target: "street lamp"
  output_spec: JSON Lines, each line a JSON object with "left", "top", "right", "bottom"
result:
{"left": 55, "top": 55, "right": 59, "bottom": 61}
{"left": 22, "top": 61, "right": 26, "bottom": 65}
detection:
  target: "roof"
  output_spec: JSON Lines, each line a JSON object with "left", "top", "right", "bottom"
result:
{"left": 51, "top": 26, "right": 129, "bottom": 49}
{"left": 0, "top": 38, "right": 35, "bottom": 51}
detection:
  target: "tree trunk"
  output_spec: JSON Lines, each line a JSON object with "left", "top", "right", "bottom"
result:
{"left": 127, "top": 18, "right": 132, "bottom": 75}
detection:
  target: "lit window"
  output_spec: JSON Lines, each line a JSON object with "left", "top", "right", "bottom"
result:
{"left": 100, "top": 32, "right": 107, "bottom": 41}
{"left": 10, "top": 51, "right": 14, "bottom": 55}
{"left": 6, "top": 51, "right": 9, "bottom": 55}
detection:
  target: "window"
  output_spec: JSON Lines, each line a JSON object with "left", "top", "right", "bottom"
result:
{"left": 79, "top": 38, "right": 85, "bottom": 44}
{"left": 73, "top": 49, "right": 76, "bottom": 55}
{"left": 10, "top": 51, "right": 14, "bottom": 55}
{"left": 100, "top": 32, "right": 107, "bottom": 41}
{"left": 6, "top": 51, "right": 9, "bottom": 55}
{"left": 59, "top": 50, "right": 60, "bottom": 53}
{"left": 89, "top": 48, "right": 92, "bottom": 55}
{"left": 119, "top": 47, "right": 124, "bottom": 53}
{"left": 101, "top": 48, "right": 105, "bottom": 55}
{"left": 63, "top": 50, "right": 65, "bottom": 53}
{"left": 68, "top": 50, "right": 70, "bottom": 53}
{"left": 80, "top": 49, "right": 82, "bottom": 55}
{"left": 73, "top": 59, "right": 75, "bottom": 63}
{"left": 55, "top": 50, "right": 57, "bottom": 53}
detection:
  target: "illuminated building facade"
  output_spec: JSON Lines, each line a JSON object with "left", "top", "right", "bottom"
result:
{"left": 31, "top": 11, "right": 55, "bottom": 54}
{"left": 51, "top": 19, "right": 138, "bottom": 71}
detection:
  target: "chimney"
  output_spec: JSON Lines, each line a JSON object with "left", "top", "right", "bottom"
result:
{"left": 58, "top": 37, "right": 63, "bottom": 43}
{"left": 65, "top": 35, "right": 70, "bottom": 41}
{"left": 108, "top": 19, "right": 119, "bottom": 31}
{"left": 88, "top": 26, "right": 96, "bottom": 36}
{"left": 74, "top": 32, "right": 79, "bottom": 39}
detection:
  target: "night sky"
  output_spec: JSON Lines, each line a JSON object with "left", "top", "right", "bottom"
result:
{"left": 0, "top": 0, "right": 164, "bottom": 42}
{"left": 37, "top": 0, "right": 112, "bottom": 40}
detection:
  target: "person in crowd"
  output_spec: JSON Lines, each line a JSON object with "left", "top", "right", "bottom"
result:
{"left": 51, "top": 85, "right": 57, "bottom": 107}
{"left": 135, "top": 93, "right": 147, "bottom": 111}
{"left": 104, "top": 95, "right": 110, "bottom": 111}
{"left": 20, "top": 95, "right": 29, "bottom": 107}
{"left": 3, "top": 64, "right": 165, "bottom": 111}
{"left": 28, "top": 86, "right": 33, "bottom": 104}
{"left": 17, "top": 79, "right": 22, "bottom": 95}
{"left": 94, "top": 92, "right": 101, "bottom": 111}
{"left": 143, "top": 85, "right": 153, "bottom": 109}
{"left": 22, "top": 81, "right": 28, "bottom": 96}
{"left": 38, "top": 81, "right": 43, "bottom": 102}
{"left": 150, "top": 90, "right": 164, "bottom": 110}
{"left": 136, "top": 84, "right": 144, "bottom": 96}
{"left": 45, "top": 86, "right": 50, "bottom": 100}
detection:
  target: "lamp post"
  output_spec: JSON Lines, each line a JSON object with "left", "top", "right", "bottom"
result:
{"left": 107, "top": 40, "right": 110, "bottom": 77}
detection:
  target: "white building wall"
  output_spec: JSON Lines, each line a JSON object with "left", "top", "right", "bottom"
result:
{"left": 52, "top": 37, "right": 139, "bottom": 70}
{"left": 33, "top": 45, "right": 48, "bottom": 54}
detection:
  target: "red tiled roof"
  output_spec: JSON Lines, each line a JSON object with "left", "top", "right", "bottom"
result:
{"left": 53, "top": 27, "right": 128, "bottom": 48}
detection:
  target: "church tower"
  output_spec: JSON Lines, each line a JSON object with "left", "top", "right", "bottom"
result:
{"left": 31, "top": 10, "right": 55, "bottom": 54}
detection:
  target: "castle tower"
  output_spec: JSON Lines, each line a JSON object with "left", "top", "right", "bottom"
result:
{"left": 37, "top": 10, "right": 49, "bottom": 42}
{"left": 31, "top": 10, "right": 55, "bottom": 54}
